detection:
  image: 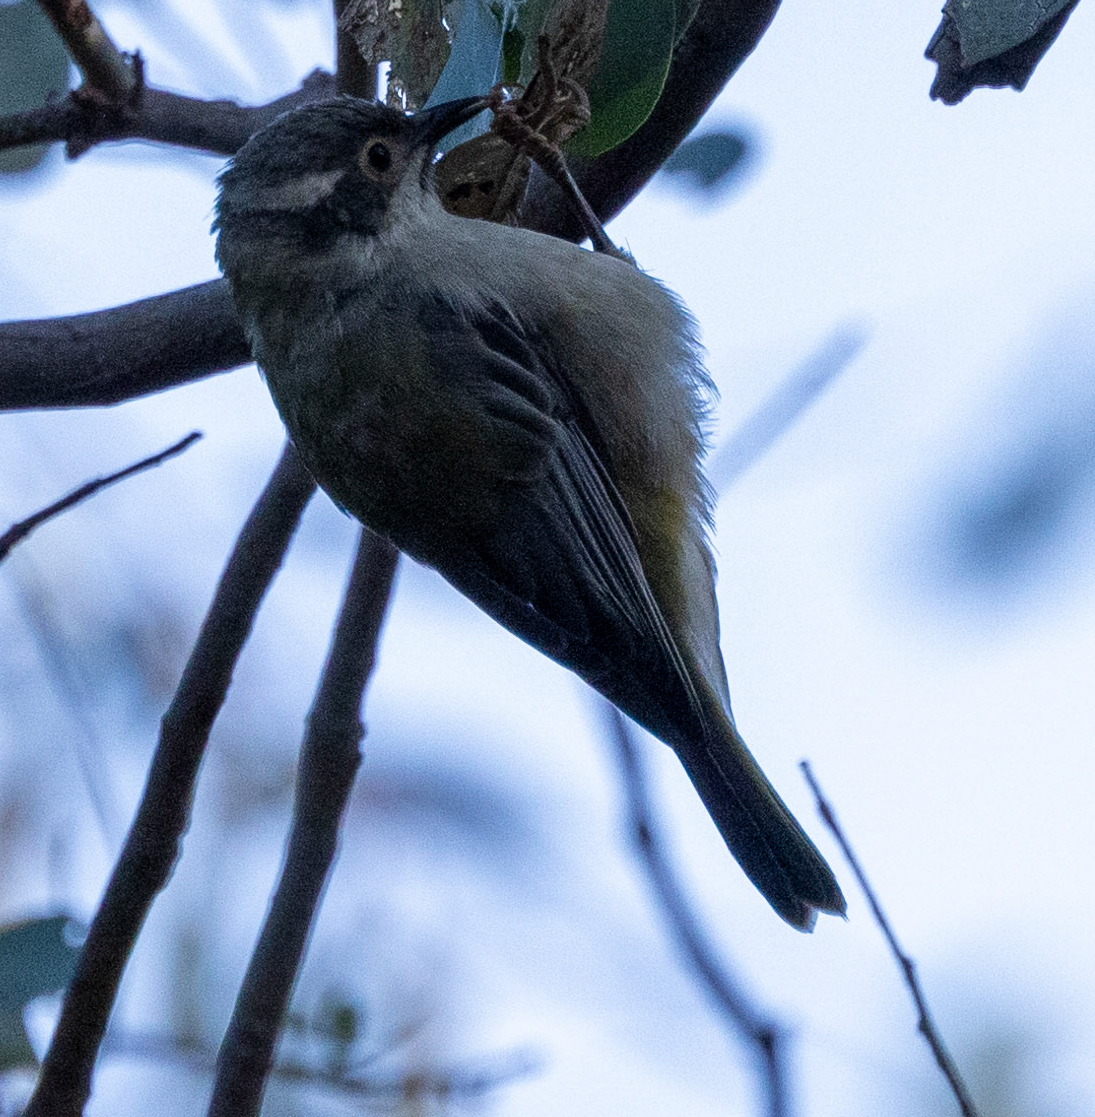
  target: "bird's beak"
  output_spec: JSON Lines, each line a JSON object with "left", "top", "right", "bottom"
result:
{"left": 412, "top": 97, "right": 489, "bottom": 149}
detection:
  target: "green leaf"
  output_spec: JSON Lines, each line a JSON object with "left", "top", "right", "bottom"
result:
{"left": 567, "top": 0, "right": 676, "bottom": 158}
{"left": 501, "top": 24, "right": 525, "bottom": 84}
{"left": 0, "top": 915, "right": 83, "bottom": 1070}
{"left": 0, "top": 0, "right": 70, "bottom": 175}
{"left": 672, "top": 0, "right": 702, "bottom": 44}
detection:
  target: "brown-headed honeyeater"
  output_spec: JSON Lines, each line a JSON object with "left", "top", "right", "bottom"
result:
{"left": 214, "top": 96, "right": 845, "bottom": 929}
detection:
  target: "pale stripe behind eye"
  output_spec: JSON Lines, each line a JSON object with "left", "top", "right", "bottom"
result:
{"left": 250, "top": 169, "right": 346, "bottom": 211}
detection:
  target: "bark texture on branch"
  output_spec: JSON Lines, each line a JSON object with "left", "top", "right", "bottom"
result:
{"left": 0, "top": 281, "right": 249, "bottom": 410}
{"left": 0, "top": 70, "right": 335, "bottom": 158}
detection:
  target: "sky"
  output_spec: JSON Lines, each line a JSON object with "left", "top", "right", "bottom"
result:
{"left": 2, "top": 2, "right": 1095, "bottom": 1115}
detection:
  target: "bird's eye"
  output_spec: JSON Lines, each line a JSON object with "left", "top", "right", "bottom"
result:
{"left": 366, "top": 142, "right": 392, "bottom": 172}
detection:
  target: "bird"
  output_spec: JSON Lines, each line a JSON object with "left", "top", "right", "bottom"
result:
{"left": 214, "top": 94, "right": 845, "bottom": 929}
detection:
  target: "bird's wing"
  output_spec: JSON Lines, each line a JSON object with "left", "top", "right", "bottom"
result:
{"left": 416, "top": 297, "right": 707, "bottom": 743}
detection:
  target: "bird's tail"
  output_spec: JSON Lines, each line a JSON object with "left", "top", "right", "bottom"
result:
{"left": 673, "top": 712, "right": 846, "bottom": 930}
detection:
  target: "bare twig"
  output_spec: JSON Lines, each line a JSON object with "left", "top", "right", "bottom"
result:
{"left": 0, "top": 431, "right": 201, "bottom": 563}
{"left": 605, "top": 706, "right": 789, "bottom": 1117}
{"left": 489, "top": 84, "right": 620, "bottom": 256}
{"left": 24, "top": 444, "right": 316, "bottom": 1117}
{"left": 709, "top": 324, "right": 867, "bottom": 491}
{"left": 37, "top": 0, "right": 135, "bottom": 103}
{"left": 208, "top": 529, "right": 400, "bottom": 1117}
{"left": 799, "top": 761, "right": 982, "bottom": 1117}
{"left": 13, "top": 574, "right": 126, "bottom": 846}
{"left": 0, "top": 69, "right": 335, "bottom": 159}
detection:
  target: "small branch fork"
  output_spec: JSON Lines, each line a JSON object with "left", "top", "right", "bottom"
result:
{"left": 0, "top": 68, "right": 335, "bottom": 160}
{"left": 37, "top": 0, "right": 137, "bottom": 106}
{"left": 23, "top": 444, "right": 317, "bottom": 1117}
{"left": 800, "top": 762, "right": 982, "bottom": 1117}
{"left": 0, "top": 431, "right": 200, "bottom": 563}
{"left": 605, "top": 708, "right": 790, "bottom": 1117}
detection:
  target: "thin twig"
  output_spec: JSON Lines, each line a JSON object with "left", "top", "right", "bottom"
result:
{"left": 37, "top": 0, "right": 135, "bottom": 103}
{"left": 24, "top": 444, "right": 316, "bottom": 1117}
{"left": 605, "top": 706, "right": 789, "bottom": 1117}
{"left": 11, "top": 573, "right": 125, "bottom": 846}
{"left": 490, "top": 92, "right": 620, "bottom": 255}
{"left": 208, "top": 529, "right": 400, "bottom": 1117}
{"left": 0, "top": 70, "right": 335, "bottom": 158}
{"left": 0, "top": 431, "right": 201, "bottom": 563}
{"left": 799, "top": 761, "right": 982, "bottom": 1117}
{"left": 709, "top": 325, "right": 867, "bottom": 491}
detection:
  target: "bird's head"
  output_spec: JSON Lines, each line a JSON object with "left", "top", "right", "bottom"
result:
{"left": 214, "top": 95, "right": 487, "bottom": 277}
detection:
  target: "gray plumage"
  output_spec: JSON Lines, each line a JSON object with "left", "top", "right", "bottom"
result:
{"left": 215, "top": 96, "right": 845, "bottom": 929}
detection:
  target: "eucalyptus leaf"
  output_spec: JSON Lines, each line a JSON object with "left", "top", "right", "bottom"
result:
{"left": 926, "top": 0, "right": 1079, "bottom": 103}
{"left": 673, "top": 0, "right": 702, "bottom": 44}
{"left": 659, "top": 128, "right": 754, "bottom": 198}
{"left": 567, "top": 0, "right": 676, "bottom": 158}
{"left": 944, "top": 0, "right": 1075, "bottom": 65}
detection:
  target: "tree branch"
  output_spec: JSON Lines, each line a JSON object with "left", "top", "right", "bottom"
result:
{"left": 604, "top": 707, "right": 790, "bottom": 1117}
{"left": 24, "top": 444, "right": 316, "bottom": 1117}
{"left": 208, "top": 529, "right": 399, "bottom": 1117}
{"left": 0, "top": 0, "right": 781, "bottom": 414}
{"left": 800, "top": 762, "right": 982, "bottom": 1117}
{"left": 37, "top": 0, "right": 135, "bottom": 104}
{"left": 0, "top": 280, "right": 249, "bottom": 411}
{"left": 0, "top": 431, "right": 200, "bottom": 562}
{"left": 0, "top": 69, "right": 335, "bottom": 158}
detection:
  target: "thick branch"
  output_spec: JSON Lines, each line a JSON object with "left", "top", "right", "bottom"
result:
{"left": 208, "top": 530, "right": 399, "bottom": 1117}
{"left": 0, "top": 70, "right": 335, "bottom": 158}
{"left": 24, "top": 444, "right": 316, "bottom": 1117}
{"left": 0, "top": 280, "right": 249, "bottom": 411}
{"left": 0, "top": 0, "right": 780, "bottom": 413}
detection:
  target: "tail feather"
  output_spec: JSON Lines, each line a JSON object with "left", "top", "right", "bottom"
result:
{"left": 674, "top": 716, "right": 846, "bottom": 930}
